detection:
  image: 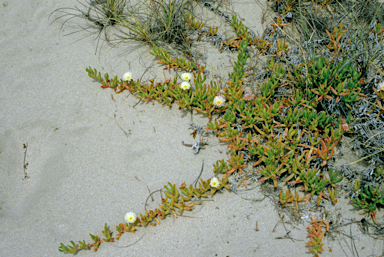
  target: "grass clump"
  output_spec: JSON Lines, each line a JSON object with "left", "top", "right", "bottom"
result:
{"left": 51, "top": 0, "right": 199, "bottom": 56}
{"left": 50, "top": 0, "right": 128, "bottom": 51}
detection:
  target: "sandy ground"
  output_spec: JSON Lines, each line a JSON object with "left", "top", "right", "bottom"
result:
{"left": 0, "top": 0, "right": 383, "bottom": 256}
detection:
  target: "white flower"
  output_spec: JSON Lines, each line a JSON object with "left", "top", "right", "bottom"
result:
{"left": 125, "top": 212, "right": 137, "bottom": 224}
{"left": 210, "top": 177, "right": 220, "bottom": 188}
{"left": 213, "top": 95, "right": 226, "bottom": 107}
{"left": 181, "top": 72, "right": 192, "bottom": 81}
{"left": 378, "top": 81, "right": 384, "bottom": 91}
{"left": 180, "top": 81, "right": 191, "bottom": 90}
{"left": 123, "top": 72, "right": 133, "bottom": 81}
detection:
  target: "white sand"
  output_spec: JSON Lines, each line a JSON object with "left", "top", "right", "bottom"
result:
{"left": 0, "top": 0, "right": 382, "bottom": 256}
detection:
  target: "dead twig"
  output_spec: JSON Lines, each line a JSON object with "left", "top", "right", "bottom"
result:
{"left": 193, "top": 159, "right": 205, "bottom": 188}
{"left": 115, "top": 233, "right": 146, "bottom": 248}
{"left": 144, "top": 189, "right": 162, "bottom": 212}
{"left": 241, "top": 196, "right": 266, "bottom": 202}
{"left": 133, "top": 99, "right": 142, "bottom": 108}
{"left": 147, "top": 186, "right": 154, "bottom": 202}
{"left": 23, "top": 143, "right": 29, "bottom": 180}
{"left": 114, "top": 114, "right": 131, "bottom": 137}
{"left": 182, "top": 141, "right": 193, "bottom": 147}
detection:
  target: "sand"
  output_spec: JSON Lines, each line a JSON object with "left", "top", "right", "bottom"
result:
{"left": 0, "top": 0, "right": 382, "bottom": 256}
